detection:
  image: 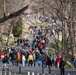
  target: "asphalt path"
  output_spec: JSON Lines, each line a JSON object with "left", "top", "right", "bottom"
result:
{"left": 0, "top": 63, "right": 76, "bottom": 75}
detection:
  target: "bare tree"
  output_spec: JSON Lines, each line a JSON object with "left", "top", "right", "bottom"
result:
{"left": 0, "top": 0, "right": 32, "bottom": 47}
{"left": 33, "top": 0, "right": 76, "bottom": 58}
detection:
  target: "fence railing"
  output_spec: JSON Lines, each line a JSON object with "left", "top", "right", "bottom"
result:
{"left": 1, "top": 66, "right": 71, "bottom": 75}
{"left": 1, "top": 70, "right": 71, "bottom": 75}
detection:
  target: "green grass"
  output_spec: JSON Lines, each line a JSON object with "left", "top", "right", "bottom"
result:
{"left": 2, "top": 34, "right": 14, "bottom": 45}
{"left": 21, "top": 32, "right": 29, "bottom": 38}
{"left": 48, "top": 39, "right": 62, "bottom": 56}
{"left": 25, "top": 21, "right": 48, "bottom": 28}
{"left": 31, "top": 22, "right": 48, "bottom": 27}
{"left": 48, "top": 38, "right": 73, "bottom": 68}
{"left": 2, "top": 34, "right": 8, "bottom": 41}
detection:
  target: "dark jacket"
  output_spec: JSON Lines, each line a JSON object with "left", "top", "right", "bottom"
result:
{"left": 59, "top": 60, "right": 65, "bottom": 69}
{"left": 46, "top": 56, "right": 52, "bottom": 66}
{"left": 10, "top": 52, "right": 17, "bottom": 60}
{"left": 2, "top": 56, "right": 8, "bottom": 63}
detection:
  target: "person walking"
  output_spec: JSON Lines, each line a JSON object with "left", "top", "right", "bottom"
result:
{"left": 42, "top": 53, "right": 47, "bottom": 68}
{"left": 16, "top": 51, "right": 21, "bottom": 66}
{"left": 37, "top": 53, "right": 42, "bottom": 67}
{"left": 9, "top": 51, "right": 16, "bottom": 66}
{"left": 33, "top": 52, "right": 36, "bottom": 66}
{"left": 46, "top": 55, "right": 52, "bottom": 74}
{"left": 28, "top": 53, "right": 33, "bottom": 66}
{"left": 73, "top": 57, "right": 76, "bottom": 68}
{"left": 22, "top": 54, "right": 26, "bottom": 67}
{"left": 0, "top": 51, "right": 2, "bottom": 64}
{"left": 59, "top": 58, "right": 65, "bottom": 75}
{"left": 2, "top": 53, "right": 8, "bottom": 70}
{"left": 56, "top": 54, "right": 61, "bottom": 68}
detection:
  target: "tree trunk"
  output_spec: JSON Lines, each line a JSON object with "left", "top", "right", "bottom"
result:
{"left": 0, "top": 26, "right": 2, "bottom": 47}
{"left": 6, "top": 21, "right": 14, "bottom": 48}
{"left": 3, "top": 0, "right": 6, "bottom": 16}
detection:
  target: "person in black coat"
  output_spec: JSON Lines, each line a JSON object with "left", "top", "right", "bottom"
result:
{"left": 2, "top": 54, "right": 8, "bottom": 70}
{"left": 46, "top": 55, "right": 52, "bottom": 74}
{"left": 59, "top": 58, "right": 65, "bottom": 75}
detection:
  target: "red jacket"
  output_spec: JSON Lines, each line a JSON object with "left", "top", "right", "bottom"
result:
{"left": 0, "top": 53, "right": 2, "bottom": 59}
{"left": 56, "top": 55, "right": 61, "bottom": 62}
{"left": 38, "top": 44, "right": 43, "bottom": 49}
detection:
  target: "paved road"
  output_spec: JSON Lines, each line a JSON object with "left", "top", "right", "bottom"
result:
{"left": 13, "top": 34, "right": 33, "bottom": 51}
{"left": 0, "top": 34, "right": 76, "bottom": 75}
{"left": 0, "top": 62, "right": 76, "bottom": 75}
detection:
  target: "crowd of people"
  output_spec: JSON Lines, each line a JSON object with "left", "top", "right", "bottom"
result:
{"left": 0, "top": 25, "right": 75, "bottom": 75}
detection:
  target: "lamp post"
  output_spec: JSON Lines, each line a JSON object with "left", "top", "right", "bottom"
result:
{"left": 42, "top": 60, "right": 44, "bottom": 74}
{"left": 19, "top": 65, "right": 21, "bottom": 75}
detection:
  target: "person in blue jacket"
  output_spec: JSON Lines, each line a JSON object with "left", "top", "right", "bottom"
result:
{"left": 37, "top": 53, "right": 42, "bottom": 67}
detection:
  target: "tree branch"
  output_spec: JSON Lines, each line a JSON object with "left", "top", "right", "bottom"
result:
{"left": 0, "top": 4, "right": 29, "bottom": 23}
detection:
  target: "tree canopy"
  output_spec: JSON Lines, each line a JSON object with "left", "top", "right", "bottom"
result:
{"left": 12, "top": 18, "right": 22, "bottom": 37}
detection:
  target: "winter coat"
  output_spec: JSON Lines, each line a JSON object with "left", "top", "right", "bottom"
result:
{"left": 56, "top": 55, "right": 61, "bottom": 62}
{"left": 16, "top": 52, "right": 21, "bottom": 61}
{"left": 37, "top": 55, "right": 42, "bottom": 61}
{"left": 28, "top": 54, "right": 33, "bottom": 61}
{"left": 46, "top": 56, "right": 52, "bottom": 66}
{"left": 59, "top": 60, "right": 65, "bottom": 69}
{"left": 2, "top": 56, "right": 8, "bottom": 63}
{"left": 0, "top": 53, "right": 2, "bottom": 59}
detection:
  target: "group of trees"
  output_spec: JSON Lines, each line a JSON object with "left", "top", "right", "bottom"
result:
{"left": 31, "top": 0, "right": 76, "bottom": 58}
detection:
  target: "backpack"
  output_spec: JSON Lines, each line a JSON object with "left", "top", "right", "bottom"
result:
{"left": 13, "top": 54, "right": 17, "bottom": 60}
{"left": 47, "top": 56, "right": 52, "bottom": 66}
{"left": 2, "top": 56, "right": 8, "bottom": 63}
{"left": 61, "top": 61, "right": 65, "bottom": 67}
{"left": 59, "top": 61, "right": 65, "bottom": 69}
